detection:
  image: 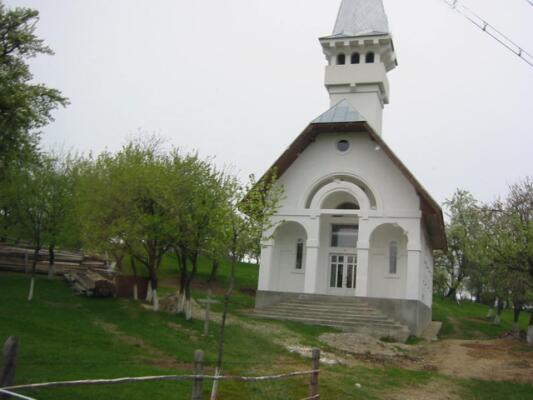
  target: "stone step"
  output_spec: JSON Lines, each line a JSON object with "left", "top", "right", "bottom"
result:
{"left": 264, "top": 307, "right": 391, "bottom": 321}
{"left": 273, "top": 302, "right": 380, "bottom": 313}
{"left": 252, "top": 312, "right": 403, "bottom": 329}
{"left": 254, "top": 308, "right": 398, "bottom": 323}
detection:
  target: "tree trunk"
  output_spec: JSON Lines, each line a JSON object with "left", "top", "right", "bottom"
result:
{"left": 211, "top": 252, "right": 237, "bottom": 400}
{"left": 149, "top": 268, "right": 159, "bottom": 311}
{"left": 446, "top": 287, "right": 456, "bottom": 299}
{"left": 208, "top": 260, "right": 219, "bottom": 283}
{"left": 27, "top": 247, "right": 39, "bottom": 302}
{"left": 146, "top": 281, "right": 153, "bottom": 303}
{"left": 512, "top": 303, "right": 522, "bottom": 334}
{"left": 184, "top": 254, "right": 199, "bottom": 320}
{"left": 176, "top": 250, "right": 187, "bottom": 314}
{"left": 48, "top": 244, "right": 55, "bottom": 280}
{"left": 527, "top": 311, "right": 533, "bottom": 345}
{"left": 494, "top": 299, "right": 503, "bottom": 325}
{"left": 130, "top": 258, "right": 139, "bottom": 301}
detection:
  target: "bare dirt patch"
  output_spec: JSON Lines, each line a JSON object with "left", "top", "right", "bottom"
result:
{"left": 385, "top": 379, "right": 460, "bottom": 400}
{"left": 93, "top": 319, "right": 190, "bottom": 369}
{"left": 426, "top": 338, "right": 533, "bottom": 383}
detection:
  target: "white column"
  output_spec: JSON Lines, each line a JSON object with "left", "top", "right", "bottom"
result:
{"left": 356, "top": 217, "right": 371, "bottom": 297}
{"left": 304, "top": 243, "right": 320, "bottom": 294}
{"left": 355, "top": 247, "right": 369, "bottom": 297}
{"left": 406, "top": 246, "right": 422, "bottom": 300}
{"left": 304, "top": 216, "right": 321, "bottom": 294}
{"left": 257, "top": 241, "right": 275, "bottom": 291}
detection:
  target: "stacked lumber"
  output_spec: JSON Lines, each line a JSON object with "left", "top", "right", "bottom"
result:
{"left": 0, "top": 243, "right": 108, "bottom": 275}
{"left": 64, "top": 270, "right": 116, "bottom": 297}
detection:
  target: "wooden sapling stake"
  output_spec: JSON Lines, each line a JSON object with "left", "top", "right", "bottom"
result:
{"left": 308, "top": 348, "right": 320, "bottom": 399}
{"left": 191, "top": 350, "right": 204, "bottom": 400}
{"left": 204, "top": 289, "right": 211, "bottom": 336}
{"left": 0, "top": 336, "right": 19, "bottom": 398}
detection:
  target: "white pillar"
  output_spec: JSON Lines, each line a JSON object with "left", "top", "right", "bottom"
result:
{"left": 304, "top": 243, "right": 320, "bottom": 294}
{"left": 258, "top": 241, "right": 275, "bottom": 291}
{"left": 304, "top": 216, "right": 321, "bottom": 294}
{"left": 406, "top": 247, "right": 421, "bottom": 300}
{"left": 355, "top": 247, "right": 369, "bottom": 297}
{"left": 356, "top": 217, "right": 371, "bottom": 297}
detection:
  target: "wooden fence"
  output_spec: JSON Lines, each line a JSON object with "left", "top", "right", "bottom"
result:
{"left": 1, "top": 337, "right": 320, "bottom": 400}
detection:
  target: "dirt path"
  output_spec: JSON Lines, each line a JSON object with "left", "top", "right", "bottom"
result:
{"left": 426, "top": 338, "right": 533, "bottom": 384}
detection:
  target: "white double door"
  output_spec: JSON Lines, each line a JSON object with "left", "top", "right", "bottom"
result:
{"left": 328, "top": 253, "right": 357, "bottom": 296}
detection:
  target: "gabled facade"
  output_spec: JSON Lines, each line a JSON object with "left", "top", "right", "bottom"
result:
{"left": 254, "top": 0, "right": 446, "bottom": 335}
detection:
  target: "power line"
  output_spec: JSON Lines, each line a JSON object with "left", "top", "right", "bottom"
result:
{"left": 442, "top": 0, "right": 533, "bottom": 68}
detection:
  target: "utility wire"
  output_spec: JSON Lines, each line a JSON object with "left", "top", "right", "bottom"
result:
{"left": 442, "top": 0, "right": 533, "bottom": 67}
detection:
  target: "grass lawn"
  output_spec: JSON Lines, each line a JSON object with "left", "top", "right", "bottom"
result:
{"left": 433, "top": 297, "right": 532, "bottom": 339}
{"left": 1, "top": 272, "right": 532, "bottom": 399}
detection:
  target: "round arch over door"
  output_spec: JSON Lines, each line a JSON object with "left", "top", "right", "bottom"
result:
{"left": 272, "top": 221, "right": 308, "bottom": 293}
{"left": 368, "top": 223, "right": 408, "bottom": 299}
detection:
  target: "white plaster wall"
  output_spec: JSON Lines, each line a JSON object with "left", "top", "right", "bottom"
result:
{"left": 277, "top": 132, "right": 420, "bottom": 215}
{"left": 271, "top": 222, "right": 306, "bottom": 293}
{"left": 368, "top": 224, "right": 408, "bottom": 299}
{"left": 420, "top": 224, "right": 434, "bottom": 307}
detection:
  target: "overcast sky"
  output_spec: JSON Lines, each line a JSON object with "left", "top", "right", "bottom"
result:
{"left": 5, "top": 0, "right": 533, "bottom": 205}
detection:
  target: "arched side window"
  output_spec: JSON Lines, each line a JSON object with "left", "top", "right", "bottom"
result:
{"left": 365, "top": 52, "right": 375, "bottom": 63}
{"left": 337, "top": 53, "right": 346, "bottom": 65}
{"left": 351, "top": 52, "right": 360, "bottom": 64}
{"left": 295, "top": 239, "right": 304, "bottom": 270}
{"left": 389, "top": 241, "right": 398, "bottom": 274}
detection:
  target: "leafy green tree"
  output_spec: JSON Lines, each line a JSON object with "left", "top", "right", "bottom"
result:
{"left": 77, "top": 137, "right": 174, "bottom": 310}
{"left": 434, "top": 190, "right": 485, "bottom": 299}
{"left": 0, "top": 2, "right": 68, "bottom": 178}
{"left": 210, "top": 172, "right": 283, "bottom": 400}
{"left": 1, "top": 155, "right": 70, "bottom": 300}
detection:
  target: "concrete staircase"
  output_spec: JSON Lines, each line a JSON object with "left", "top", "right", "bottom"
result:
{"left": 252, "top": 294, "right": 410, "bottom": 342}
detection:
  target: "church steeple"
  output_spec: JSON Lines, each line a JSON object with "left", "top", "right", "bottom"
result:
{"left": 320, "top": 0, "right": 397, "bottom": 135}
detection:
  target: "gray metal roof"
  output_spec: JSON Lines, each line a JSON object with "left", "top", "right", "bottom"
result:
{"left": 312, "top": 99, "right": 367, "bottom": 124}
{"left": 331, "top": 0, "right": 390, "bottom": 38}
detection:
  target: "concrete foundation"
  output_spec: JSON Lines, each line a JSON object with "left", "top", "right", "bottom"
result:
{"left": 255, "top": 290, "right": 432, "bottom": 336}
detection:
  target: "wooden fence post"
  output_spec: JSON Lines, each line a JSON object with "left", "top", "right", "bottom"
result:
{"left": 191, "top": 350, "right": 204, "bottom": 400}
{"left": 0, "top": 337, "right": 19, "bottom": 398}
{"left": 309, "top": 348, "right": 320, "bottom": 399}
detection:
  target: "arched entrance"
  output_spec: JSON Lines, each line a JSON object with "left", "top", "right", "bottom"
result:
{"left": 272, "top": 221, "right": 308, "bottom": 293}
{"left": 368, "top": 224, "right": 408, "bottom": 299}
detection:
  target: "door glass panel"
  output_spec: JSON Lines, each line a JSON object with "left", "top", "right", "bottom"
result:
{"left": 336, "top": 265, "right": 343, "bottom": 288}
{"left": 346, "top": 265, "right": 353, "bottom": 288}
{"left": 330, "top": 264, "right": 336, "bottom": 288}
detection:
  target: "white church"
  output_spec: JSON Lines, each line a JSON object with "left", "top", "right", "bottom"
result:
{"left": 254, "top": 0, "right": 447, "bottom": 336}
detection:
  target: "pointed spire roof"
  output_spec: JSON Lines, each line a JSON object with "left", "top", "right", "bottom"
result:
{"left": 330, "top": 0, "right": 390, "bottom": 38}
{"left": 312, "top": 99, "right": 367, "bottom": 124}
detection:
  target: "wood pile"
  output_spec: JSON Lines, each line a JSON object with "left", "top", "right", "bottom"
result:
{"left": 64, "top": 270, "right": 116, "bottom": 297}
{"left": 0, "top": 243, "right": 108, "bottom": 276}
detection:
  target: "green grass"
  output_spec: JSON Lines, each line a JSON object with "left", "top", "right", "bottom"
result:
{"left": 1, "top": 272, "right": 533, "bottom": 399}
{"left": 433, "top": 297, "right": 532, "bottom": 340}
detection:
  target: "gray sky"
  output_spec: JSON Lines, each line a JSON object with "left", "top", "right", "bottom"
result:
{"left": 6, "top": 0, "right": 533, "bottom": 204}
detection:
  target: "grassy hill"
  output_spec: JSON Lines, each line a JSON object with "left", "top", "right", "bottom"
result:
{"left": 1, "top": 271, "right": 532, "bottom": 400}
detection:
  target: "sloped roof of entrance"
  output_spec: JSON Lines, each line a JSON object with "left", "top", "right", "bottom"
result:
{"left": 262, "top": 100, "right": 447, "bottom": 250}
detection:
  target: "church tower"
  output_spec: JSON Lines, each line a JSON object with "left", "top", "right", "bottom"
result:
{"left": 320, "top": 0, "right": 397, "bottom": 135}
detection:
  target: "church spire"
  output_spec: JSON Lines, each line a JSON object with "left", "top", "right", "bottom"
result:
{"left": 332, "top": 0, "right": 390, "bottom": 38}
{"left": 319, "top": 0, "right": 397, "bottom": 136}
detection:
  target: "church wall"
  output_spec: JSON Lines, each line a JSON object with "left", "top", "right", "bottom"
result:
{"left": 276, "top": 132, "right": 420, "bottom": 215}
{"left": 420, "top": 224, "right": 434, "bottom": 308}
